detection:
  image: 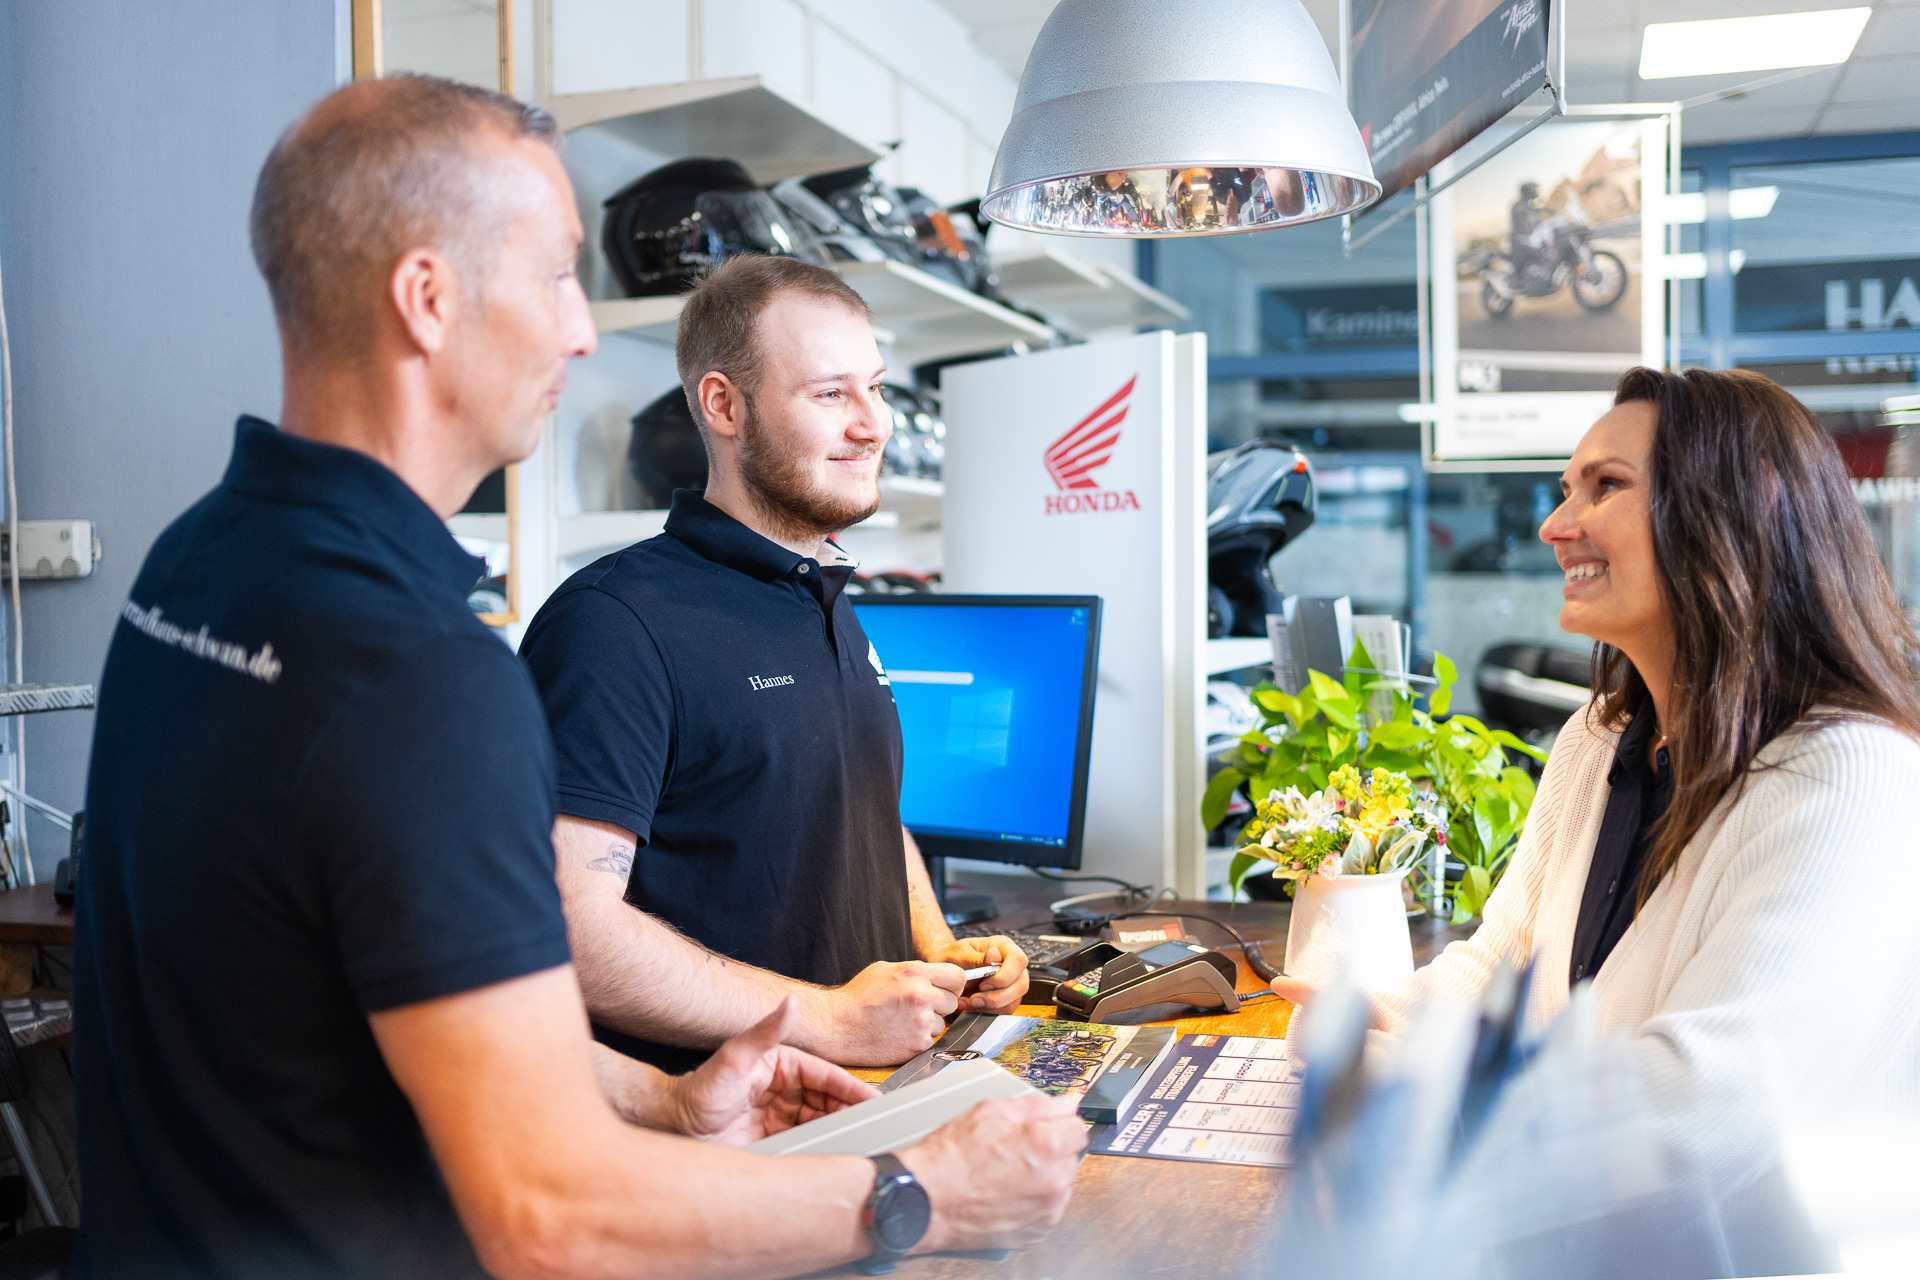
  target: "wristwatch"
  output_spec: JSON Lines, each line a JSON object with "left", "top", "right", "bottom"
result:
{"left": 859, "top": 1153, "right": 931, "bottom": 1275}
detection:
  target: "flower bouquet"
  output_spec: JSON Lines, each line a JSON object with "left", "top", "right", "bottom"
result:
{"left": 1234, "top": 766, "right": 1450, "bottom": 988}
{"left": 1231, "top": 765, "right": 1449, "bottom": 893}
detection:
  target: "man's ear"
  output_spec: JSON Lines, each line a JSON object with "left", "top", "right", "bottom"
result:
{"left": 389, "top": 247, "right": 459, "bottom": 356}
{"left": 697, "top": 371, "right": 746, "bottom": 441}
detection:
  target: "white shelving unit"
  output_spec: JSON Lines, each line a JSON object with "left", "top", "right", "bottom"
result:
{"left": 556, "top": 478, "right": 944, "bottom": 567}
{"left": 549, "top": 77, "right": 883, "bottom": 184}
{"left": 837, "top": 260, "right": 1055, "bottom": 366}
{"left": 589, "top": 296, "right": 685, "bottom": 344}
{"left": 993, "top": 248, "right": 1190, "bottom": 334}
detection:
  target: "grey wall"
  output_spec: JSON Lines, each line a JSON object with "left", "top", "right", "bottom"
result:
{"left": 0, "top": 2, "right": 345, "bottom": 873}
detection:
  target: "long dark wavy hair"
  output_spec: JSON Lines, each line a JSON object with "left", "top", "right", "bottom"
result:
{"left": 1596, "top": 367, "right": 1920, "bottom": 902}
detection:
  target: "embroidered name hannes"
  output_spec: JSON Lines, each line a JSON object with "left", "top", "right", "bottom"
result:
{"left": 748, "top": 674, "right": 795, "bottom": 691}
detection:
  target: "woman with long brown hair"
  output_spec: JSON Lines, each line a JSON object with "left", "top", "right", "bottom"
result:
{"left": 1276, "top": 366, "right": 1920, "bottom": 1232}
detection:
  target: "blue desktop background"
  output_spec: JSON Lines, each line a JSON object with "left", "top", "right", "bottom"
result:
{"left": 851, "top": 603, "right": 1092, "bottom": 848}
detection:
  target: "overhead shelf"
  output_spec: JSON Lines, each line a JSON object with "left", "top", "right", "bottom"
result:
{"left": 447, "top": 513, "right": 510, "bottom": 545}
{"left": 558, "top": 510, "right": 670, "bottom": 560}
{"left": 877, "top": 475, "right": 943, "bottom": 529}
{"left": 591, "top": 296, "right": 685, "bottom": 343}
{"left": 560, "top": 479, "right": 940, "bottom": 562}
{"left": 838, "top": 260, "right": 1054, "bottom": 366}
{"left": 547, "top": 77, "right": 883, "bottom": 184}
{"left": 1205, "top": 637, "right": 1273, "bottom": 677}
{"left": 592, "top": 294, "right": 894, "bottom": 348}
{"left": 993, "top": 250, "right": 1191, "bottom": 334}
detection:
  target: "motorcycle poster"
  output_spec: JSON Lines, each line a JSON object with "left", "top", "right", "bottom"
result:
{"left": 1427, "top": 114, "right": 1673, "bottom": 466}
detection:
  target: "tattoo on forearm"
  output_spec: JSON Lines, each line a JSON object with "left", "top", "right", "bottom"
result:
{"left": 587, "top": 842, "right": 634, "bottom": 876}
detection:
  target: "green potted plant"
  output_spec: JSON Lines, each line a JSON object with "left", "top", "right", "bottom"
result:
{"left": 1202, "top": 643, "right": 1548, "bottom": 926}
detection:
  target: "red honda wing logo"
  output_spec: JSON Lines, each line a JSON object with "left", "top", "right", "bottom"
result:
{"left": 1044, "top": 376, "right": 1135, "bottom": 490}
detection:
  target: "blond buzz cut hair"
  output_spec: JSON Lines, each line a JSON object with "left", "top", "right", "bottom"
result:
{"left": 250, "top": 74, "right": 559, "bottom": 354}
{"left": 674, "top": 255, "right": 872, "bottom": 433}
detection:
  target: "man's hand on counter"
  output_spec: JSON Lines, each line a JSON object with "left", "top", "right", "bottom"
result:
{"left": 667, "top": 997, "right": 879, "bottom": 1145}
{"left": 807, "top": 960, "right": 968, "bottom": 1066}
{"left": 897, "top": 1093, "right": 1087, "bottom": 1254}
{"left": 924, "top": 936, "right": 1030, "bottom": 1014}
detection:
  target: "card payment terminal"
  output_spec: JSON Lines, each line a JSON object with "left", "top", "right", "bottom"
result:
{"left": 1051, "top": 939, "right": 1240, "bottom": 1022}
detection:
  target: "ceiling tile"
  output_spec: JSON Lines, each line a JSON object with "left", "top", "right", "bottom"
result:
{"left": 1565, "top": 26, "right": 1636, "bottom": 76}
{"left": 1834, "top": 54, "right": 1920, "bottom": 102}
{"left": 1681, "top": 104, "right": 1820, "bottom": 144}
{"left": 1636, "top": 65, "right": 1843, "bottom": 108}
{"left": 1859, "top": 3, "right": 1920, "bottom": 57}
{"left": 1816, "top": 99, "right": 1920, "bottom": 133}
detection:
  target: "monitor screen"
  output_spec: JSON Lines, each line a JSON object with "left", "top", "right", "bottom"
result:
{"left": 851, "top": 594, "right": 1101, "bottom": 870}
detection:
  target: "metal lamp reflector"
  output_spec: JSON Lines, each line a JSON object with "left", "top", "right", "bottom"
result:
{"left": 982, "top": 0, "right": 1380, "bottom": 237}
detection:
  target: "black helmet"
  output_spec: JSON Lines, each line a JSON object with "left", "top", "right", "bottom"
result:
{"left": 799, "top": 165, "right": 924, "bottom": 267}
{"left": 896, "top": 186, "right": 1000, "bottom": 298}
{"left": 627, "top": 387, "right": 709, "bottom": 507}
{"left": 1205, "top": 440, "right": 1316, "bottom": 638}
{"left": 602, "top": 158, "right": 829, "bottom": 297}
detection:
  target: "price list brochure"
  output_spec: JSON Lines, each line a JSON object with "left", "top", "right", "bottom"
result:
{"left": 1092, "top": 1033, "right": 1301, "bottom": 1168}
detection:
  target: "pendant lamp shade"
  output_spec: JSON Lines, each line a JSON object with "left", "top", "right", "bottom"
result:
{"left": 982, "top": 0, "right": 1381, "bottom": 237}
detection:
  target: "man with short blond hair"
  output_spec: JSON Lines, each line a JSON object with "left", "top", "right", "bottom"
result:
{"left": 74, "top": 76, "right": 1082, "bottom": 1280}
{"left": 520, "top": 254, "right": 1034, "bottom": 1074}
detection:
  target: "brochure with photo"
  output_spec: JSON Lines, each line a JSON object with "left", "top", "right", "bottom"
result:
{"left": 881, "top": 1014, "right": 1177, "bottom": 1122}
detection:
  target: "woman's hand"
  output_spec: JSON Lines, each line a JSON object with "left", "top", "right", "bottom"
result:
{"left": 670, "top": 998, "right": 879, "bottom": 1145}
{"left": 1269, "top": 975, "right": 1318, "bottom": 1008}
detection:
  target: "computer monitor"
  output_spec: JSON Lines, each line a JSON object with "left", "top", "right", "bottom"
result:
{"left": 850, "top": 594, "right": 1101, "bottom": 920}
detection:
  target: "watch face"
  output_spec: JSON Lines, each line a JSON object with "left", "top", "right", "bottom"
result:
{"left": 873, "top": 1176, "right": 932, "bottom": 1253}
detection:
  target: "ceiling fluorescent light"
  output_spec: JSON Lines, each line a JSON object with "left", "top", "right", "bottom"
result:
{"left": 1661, "top": 187, "right": 1779, "bottom": 223}
{"left": 1639, "top": 8, "right": 1870, "bottom": 79}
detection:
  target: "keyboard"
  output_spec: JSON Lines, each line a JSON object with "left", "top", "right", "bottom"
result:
{"left": 951, "top": 926, "right": 1086, "bottom": 967}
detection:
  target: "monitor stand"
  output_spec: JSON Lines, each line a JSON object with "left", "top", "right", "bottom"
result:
{"left": 924, "top": 854, "right": 997, "bottom": 926}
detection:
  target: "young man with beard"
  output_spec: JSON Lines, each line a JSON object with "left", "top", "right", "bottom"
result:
{"left": 519, "top": 256, "right": 1030, "bottom": 1072}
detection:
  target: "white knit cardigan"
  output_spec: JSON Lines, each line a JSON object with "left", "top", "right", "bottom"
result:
{"left": 1341, "top": 702, "right": 1920, "bottom": 1179}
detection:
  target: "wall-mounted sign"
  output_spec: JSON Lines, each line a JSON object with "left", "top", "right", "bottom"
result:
{"left": 1734, "top": 258, "right": 1920, "bottom": 334}
{"left": 1260, "top": 284, "right": 1420, "bottom": 352}
{"left": 1349, "top": 0, "right": 1550, "bottom": 204}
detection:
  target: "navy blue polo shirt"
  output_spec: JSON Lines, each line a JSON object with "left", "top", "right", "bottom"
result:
{"left": 73, "top": 417, "right": 570, "bottom": 1280}
{"left": 520, "top": 491, "right": 911, "bottom": 1070}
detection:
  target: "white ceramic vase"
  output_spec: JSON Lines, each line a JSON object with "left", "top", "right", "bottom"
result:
{"left": 1283, "top": 869, "right": 1415, "bottom": 989}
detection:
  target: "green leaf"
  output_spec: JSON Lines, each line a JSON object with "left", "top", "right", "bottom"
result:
{"left": 1227, "top": 850, "right": 1266, "bottom": 901}
{"left": 1328, "top": 728, "right": 1355, "bottom": 759}
{"left": 1307, "top": 668, "right": 1347, "bottom": 702}
{"left": 1367, "top": 721, "right": 1425, "bottom": 749}
{"left": 1202, "top": 768, "right": 1245, "bottom": 830}
{"left": 1305, "top": 760, "right": 1330, "bottom": 789}
{"left": 1467, "top": 862, "right": 1492, "bottom": 908}
{"left": 1252, "top": 688, "right": 1302, "bottom": 723}
{"left": 1318, "top": 697, "right": 1358, "bottom": 730}
{"left": 1344, "top": 639, "right": 1375, "bottom": 697}
{"left": 1430, "top": 652, "right": 1456, "bottom": 716}
{"left": 1363, "top": 748, "right": 1420, "bottom": 774}
{"left": 1491, "top": 729, "right": 1549, "bottom": 761}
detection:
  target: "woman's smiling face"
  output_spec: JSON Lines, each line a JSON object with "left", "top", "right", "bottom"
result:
{"left": 1539, "top": 400, "right": 1670, "bottom": 657}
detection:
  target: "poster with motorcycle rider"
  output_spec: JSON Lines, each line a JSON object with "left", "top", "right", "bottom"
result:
{"left": 1428, "top": 115, "right": 1671, "bottom": 464}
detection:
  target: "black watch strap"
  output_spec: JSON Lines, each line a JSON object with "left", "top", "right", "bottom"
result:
{"left": 859, "top": 1153, "right": 931, "bottom": 1275}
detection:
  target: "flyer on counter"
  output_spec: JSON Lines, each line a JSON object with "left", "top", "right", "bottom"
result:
{"left": 880, "top": 1013, "right": 1176, "bottom": 1108}
{"left": 1094, "top": 1033, "right": 1303, "bottom": 1168}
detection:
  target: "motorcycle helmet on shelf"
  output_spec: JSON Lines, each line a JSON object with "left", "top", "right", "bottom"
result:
{"left": 895, "top": 186, "right": 1001, "bottom": 299}
{"left": 627, "top": 387, "right": 709, "bottom": 508}
{"left": 601, "top": 158, "right": 830, "bottom": 298}
{"left": 767, "top": 177, "right": 892, "bottom": 265}
{"left": 798, "top": 165, "right": 926, "bottom": 268}
{"left": 878, "top": 384, "right": 946, "bottom": 482}
{"left": 1205, "top": 439, "right": 1316, "bottom": 639}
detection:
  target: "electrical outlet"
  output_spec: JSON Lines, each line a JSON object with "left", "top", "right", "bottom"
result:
{"left": 0, "top": 520, "right": 100, "bottom": 580}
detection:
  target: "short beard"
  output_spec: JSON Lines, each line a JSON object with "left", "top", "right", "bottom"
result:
{"left": 735, "top": 394, "right": 881, "bottom": 542}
